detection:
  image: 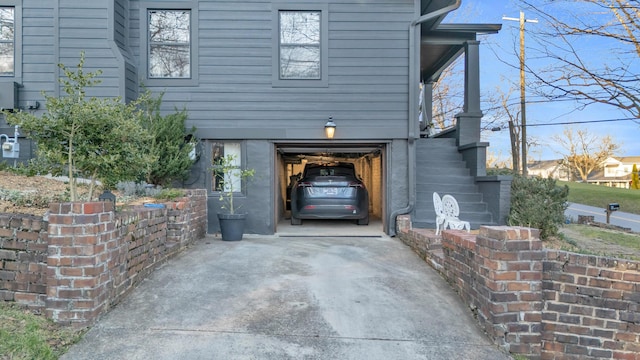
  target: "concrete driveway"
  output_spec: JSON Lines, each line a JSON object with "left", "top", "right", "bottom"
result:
{"left": 62, "top": 235, "right": 511, "bottom": 360}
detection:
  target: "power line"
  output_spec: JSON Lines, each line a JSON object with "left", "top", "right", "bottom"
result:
{"left": 526, "top": 117, "right": 638, "bottom": 127}
{"left": 491, "top": 117, "right": 637, "bottom": 131}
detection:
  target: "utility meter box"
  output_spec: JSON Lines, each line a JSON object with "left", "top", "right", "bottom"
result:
{"left": 2, "top": 139, "right": 19, "bottom": 158}
{"left": 0, "top": 81, "right": 19, "bottom": 111}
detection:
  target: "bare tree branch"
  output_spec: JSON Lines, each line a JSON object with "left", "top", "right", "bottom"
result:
{"left": 519, "top": 0, "right": 640, "bottom": 118}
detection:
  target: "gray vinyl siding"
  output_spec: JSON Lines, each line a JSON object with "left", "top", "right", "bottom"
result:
{"left": 12, "top": 0, "right": 413, "bottom": 132}
{"left": 113, "top": 0, "right": 127, "bottom": 49}
{"left": 21, "top": 3, "right": 54, "bottom": 105}
{"left": 13, "top": 0, "right": 137, "bottom": 108}
{"left": 55, "top": 0, "right": 137, "bottom": 100}
{"left": 129, "top": 0, "right": 414, "bottom": 141}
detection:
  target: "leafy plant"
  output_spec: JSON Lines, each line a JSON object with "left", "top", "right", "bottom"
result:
{"left": 154, "top": 188, "right": 185, "bottom": 201}
{"left": 5, "top": 52, "right": 155, "bottom": 200}
{"left": 631, "top": 164, "right": 639, "bottom": 189}
{"left": 212, "top": 154, "right": 255, "bottom": 215}
{"left": 137, "top": 90, "right": 198, "bottom": 187}
{"left": 116, "top": 181, "right": 162, "bottom": 197}
{"left": 8, "top": 157, "right": 63, "bottom": 177}
{"left": 508, "top": 175, "right": 569, "bottom": 239}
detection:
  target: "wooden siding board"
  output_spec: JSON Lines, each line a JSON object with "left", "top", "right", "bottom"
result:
{"left": 114, "top": 0, "right": 127, "bottom": 47}
{"left": 16, "top": 0, "right": 414, "bottom": 141}
{"left": 58, "top": 0, "right": 106, "bottom": 10}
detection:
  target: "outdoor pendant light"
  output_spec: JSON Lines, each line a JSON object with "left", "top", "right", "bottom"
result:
{"left": 324, "top": 116, "right": 336, "bottom": 139}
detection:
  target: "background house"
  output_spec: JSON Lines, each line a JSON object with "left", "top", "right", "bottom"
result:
{"left": 0, "top": 0, "right": 509, "bottom": 235}
{"left": 527, "top": 159, "right": 571, "bottom": 181}
{"left": 586, "top": 156, "right": 640, "bottom": 188}
{"left": 527, "top": 156, "right": 640, "bottom": 188}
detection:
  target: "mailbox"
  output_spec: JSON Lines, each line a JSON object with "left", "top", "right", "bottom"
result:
{"left": 608, "top": 203, "right": 620, "bottom": 211}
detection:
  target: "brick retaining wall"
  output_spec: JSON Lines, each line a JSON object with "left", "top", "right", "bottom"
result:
{"left": 397, "top": 222, "right": 640, "bottom": 360}
{"left": 1, "top": 189, "right": 207, "bottom": 327}
{"left": 0, "top": 214, "right": 48, "bottom": 308}
{"left": 542, "top": 251, "right": 640, "bottom": 359}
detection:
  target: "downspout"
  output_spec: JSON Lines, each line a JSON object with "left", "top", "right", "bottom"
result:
{"left": 389, "top": 0, "right": 461, "bottom": 236}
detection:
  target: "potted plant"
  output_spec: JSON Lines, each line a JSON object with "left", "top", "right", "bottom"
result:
{"left": 213, "top": 154, "right": 255, "bottom": 241}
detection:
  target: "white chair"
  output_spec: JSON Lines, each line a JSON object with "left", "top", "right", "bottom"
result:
{"left": 441, "top": 194, "right": 470, "bottom": 233}
{"left": 433, "top": 192, "right": 446, "bottom": 235}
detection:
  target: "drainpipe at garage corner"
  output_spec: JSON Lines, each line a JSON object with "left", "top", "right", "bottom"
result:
{"left": 389, "top": 0, "right": 461, "bottom": 236}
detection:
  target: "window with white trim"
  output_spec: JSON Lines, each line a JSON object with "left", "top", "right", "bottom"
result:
{"left": 0, "top": 6, "right": 14, "bottom": 76}
{"left": 211, "top": 142, "right": 243, "bottom": 193}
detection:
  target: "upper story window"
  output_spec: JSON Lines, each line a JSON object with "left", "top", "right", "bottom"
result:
{"left": 279, "top": 11, "right": 320, "bottom": 80}
{"left": 272, "top": 4, "right": 328, "bottom": 87}
{"left": 0, "top": 7, "right": 14, "bottom": 76}
{"left": 148, "top": 9, "right": 191, "bottom": 79}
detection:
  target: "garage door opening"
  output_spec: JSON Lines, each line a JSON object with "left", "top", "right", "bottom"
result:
{"left": 275, "top": 144, "right": 385, "bottom": 235}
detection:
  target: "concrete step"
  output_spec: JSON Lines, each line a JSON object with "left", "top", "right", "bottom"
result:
{"left": 413, "top": 137, "right": 494, "bottom": 231}
{"left": 418, "top": 174, "right": 476, "bottom": 185}
{"left": 414, "top": 201, "right": 488, "bottom": 216}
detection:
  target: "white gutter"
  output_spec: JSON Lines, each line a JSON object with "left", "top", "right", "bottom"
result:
{"left": 389, "top": 0, "right": 461, "bottom": 236}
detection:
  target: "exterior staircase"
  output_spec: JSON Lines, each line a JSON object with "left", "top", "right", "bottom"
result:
{"left": 412, "top": 137, "right": 495, "bottom": 230}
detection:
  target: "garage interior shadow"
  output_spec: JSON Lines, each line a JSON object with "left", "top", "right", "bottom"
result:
{"left": 276, "top": 143, "right": 386, "bottom": 237}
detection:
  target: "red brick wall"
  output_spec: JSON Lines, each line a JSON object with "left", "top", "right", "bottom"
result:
{"left": 397, "top": 224, "right": 640, "bottom": 359}
{"left": 1, "top": 189, "right": 207, "bottom": 327}
{"left": 542, "top": 251, "right": 640, "bottom": 359}
{"left": 440, "top": 227, "right": 543, "bottom": 356}
{"left": 0, "top": 214, "right": 48, "bottom": 310}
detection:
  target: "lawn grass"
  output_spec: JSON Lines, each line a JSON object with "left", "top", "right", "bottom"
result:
{"left": 559, "top": 224, "right": 640, "bottom": 260}
{"left": 573, "top": 226, "right": 640, "bottom": 252}
{"left": 559, "top": 181, "right": 640, "bottom": 215}
{"left": 0, "top": 302, "right": 84, "bottom": 359}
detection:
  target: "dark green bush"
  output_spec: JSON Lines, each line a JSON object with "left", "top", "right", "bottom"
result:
{"left": 508, "top": 175, "right": 569, "bottom": 239}
{"left": 8, "top": 158, "right": 63, "bottom": 177}
{"left": 137, "top": 90, "right": 197, "bottom": 187}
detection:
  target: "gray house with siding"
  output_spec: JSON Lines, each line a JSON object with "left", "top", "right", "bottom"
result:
{"left": 0, "top": 0, "right": 510, "bottom": 235}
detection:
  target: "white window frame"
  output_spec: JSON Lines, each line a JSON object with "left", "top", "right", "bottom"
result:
{"left": 211, "top": 142, "right": 247, "bottom": 195}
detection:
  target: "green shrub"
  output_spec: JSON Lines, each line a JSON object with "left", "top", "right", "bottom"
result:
{"left": 137, "top": 90, "right": 197, "bottom": 187}
{"left": 508, "top": 176, "right": 569, "bottom": 239}
{"left": 154, "top": 188, "right": 185, "bottom": 201}
{"left": 8, "top": 157, "right": 63, "bottom": 177}
{"left": 116, "top": 181, "right": 162, "bottom": 197}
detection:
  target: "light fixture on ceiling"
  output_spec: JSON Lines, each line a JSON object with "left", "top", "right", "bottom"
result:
{"left": 324, "top": 116, "right": 336, "bottom": 139}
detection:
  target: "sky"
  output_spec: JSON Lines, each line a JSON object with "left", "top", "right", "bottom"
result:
{"left": 451, "top": 0, "right": 639, "bottom": 163}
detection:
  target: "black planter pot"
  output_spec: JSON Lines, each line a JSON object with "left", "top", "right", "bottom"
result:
{"left": 217, "top": 213, "right": 247, "bottom": 241}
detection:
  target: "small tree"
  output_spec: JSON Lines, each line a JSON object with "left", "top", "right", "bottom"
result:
{"left": 631, "top": 164, "right": 639, "bottom": 189}
{"left": 137, "top": 90, "right": 197, "bottom": 187}
{"left": 213, "top": 154, "right": 255, "bottom": 215}
{"left": 6, "top": 52, "right": 154, "bottom": 200}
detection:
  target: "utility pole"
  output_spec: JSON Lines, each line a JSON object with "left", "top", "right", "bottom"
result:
{"left": 503, "top": 11, "right": 537, "bottom": 177}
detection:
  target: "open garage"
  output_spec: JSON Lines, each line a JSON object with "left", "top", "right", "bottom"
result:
{"left": 275, "top": 143, "right": 386, "bottom": 235}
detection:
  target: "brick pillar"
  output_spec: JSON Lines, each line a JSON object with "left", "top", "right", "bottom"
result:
{"left": 396, "top": 214, "right": 412, "bottom": 234}
{"left": 474, "top": 226, "right": 544, "bottom": 357}
{"left": 46, "top": 202, "right": 116, "bottom": 327}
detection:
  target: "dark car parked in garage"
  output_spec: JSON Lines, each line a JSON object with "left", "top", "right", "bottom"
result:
{"left": 290, "top": 163, "right": 369, "bottom": 225}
